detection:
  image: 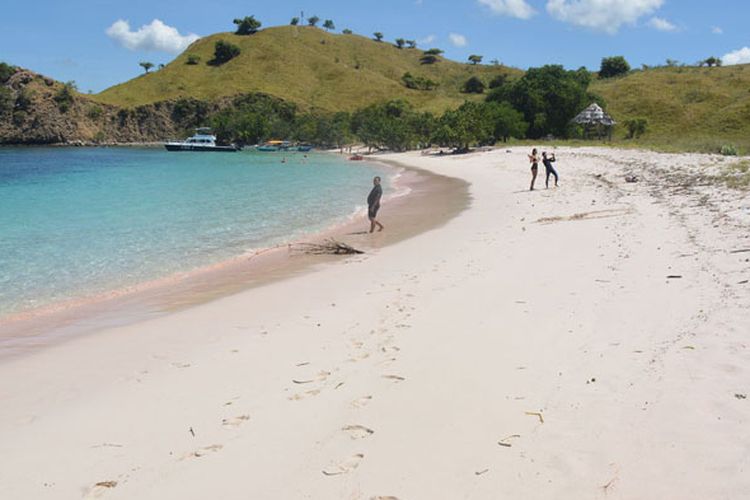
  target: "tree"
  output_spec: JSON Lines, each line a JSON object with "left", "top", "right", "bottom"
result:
{"left": 704, "top": 56, "right": 722, "bottom": 67}
{"left": 395, "top": 38, "right": 406, "bottom": 49}
{"left": 462, "top": 76, "right": 486, "bottom": 94}
{"left": 158, "top": 63, "right": 165, "bottom": 70}
{"left": 489, "top": 74, "right": 508, "bottom": 89}
{"left": 407, "top": 40, "right": 417, "bottom": 49}
{"left": 488, "top": 64, "right": 593, "bottom": 138}
{"left": 490, "top": 58, "right": 500, "bottom": 66}
{"left": 323, "top": 19, "right": 335, "bottom": 31}
{"left": 468, "top": 54, "right": 483, "bottom": 65}
{"left": 290, "top": 17, "right": 299, "bottom": 26}
{"left": 186, "top": 54, "right": 201, "bottom": 65}
{"left": 432, "top": 101, "right": 493, "bottom": 151}
{"left": 210, "top": 40, "right": 241, "bottom": 65}
{"left": 599, "top": 56, "right": 630, "bottom": 79}
{"left": 424, "top": 48, "right": 444, "bottom": 56}
{"left": 308, "top": 16, "right": 320, "bottom": 27}
{"left": 139, "top": 61, "right": 154, "bottom": 74}
{"left": 233, "top": 16, "right": 261, "bottom": 35}
{"left": 373, "top": 32, "right": 384, "bottom": 42}
{"left": 485, "top": 101, "right": 528, "bottom": 142}
{"left": 342, "top": 29, "right": 353, "bottom": 35}
{"left": 0, "top": 86, "right": 13, "bottom": 114}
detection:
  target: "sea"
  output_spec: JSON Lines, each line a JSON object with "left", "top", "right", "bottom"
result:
{"left": 0, "top": 147, "right": 392, "bottom": 321}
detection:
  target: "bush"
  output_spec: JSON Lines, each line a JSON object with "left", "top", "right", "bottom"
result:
{"left": 210, "top": 40, "right": 241, "bottom": 65}
{"left": 462, "top": 76, "right": 485, "bottom": 94}
{"left": 86, "top": 105, "right": 103, "bottom": 120}
{"left": 624, "top": 118, "right": 648, "bottom": 139}
{"left": 720, "top": 144, "right": 738, "bottom": 156}
{"left": 186, "top": 54, "right": 201, "bottom": 65}
{"left": 599, "top": 56, "right": 631, "bottom": 79}
{"left": 489, "top": 74, "right": 508, "bottom": 89}
{"left": 233, "top": 16, "right": 261, "bottom": 35}
{"left": 402, "top": 72, "right": 437, "bottom": 91}
{"left": 420, "top": 54, "right": 439, "bottom": 65}
{"left": 342, "top": 29, "right": 353, "bottom": 35}
{"left": 54, "top": 81, "right": 77, "bottom": 113}
{"left": 0, "top": 62, "right": 15, "bottom": 83}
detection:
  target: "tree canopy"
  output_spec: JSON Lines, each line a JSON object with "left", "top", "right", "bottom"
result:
{"left": 468, "top": 55, "right": 483, "bottom": 65}
{"left": 233, "top": 16, "right": 261, "bottom": 35}
{"left": 373, "top": 32, "right": 384, "bottom": 42}
{"left": 462, "top": 76, "right": 485, "bottom": 94}
{"left": 139, "top": 62, "right": 154, "bottom": 74}
{"left": 323, "top": 19, "right": 335, "bottom": 31}
{"left": 487, "top": 64, "right": 593, "bottom": 138}
{"left": 210, "top": 41, "right": 241, "bottom": 65}
{"left": 290, "top": 17, "right": 299, "bottom": 26}
{"left": 599, "top": 56, "right": 630, "bottom": 79}
{"left": 307, "top": 16, "right": 320, "bottom": 27}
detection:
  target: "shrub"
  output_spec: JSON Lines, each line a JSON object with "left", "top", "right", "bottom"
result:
{"left": 233, "top": 16, "right": 261, "bottom": 35}
{"left": 489, "top": 74, "right": 508, "bottom": 89}
{"left": 402, "top": 72, "right": 437, "bottom": 91}
{"left": 308, "top": 16, "right": 320, "bottom": 27}
{"left": 624, "top": 118, "right": 648, "bottom": 139}
{"left": 720, "top": 144, "right": 738, "bottom": 156}
{"left": 599, "top": 56, "right": 630, "bottom": 79}
{"left": 186, "top": 54, "right": 201, "bottom": 65}
{"left": 290, "top": 17, "right": 299, "bottom": 26}
{"left": 210, "top": 40, "right": 241, "bottom": 65}
{"left": 54, "top": 81, "right": 77, "bottom": 113}
{"left": 462, "top": 76, "right": 485, "bottom": 94}
{"left": 0, "top": 62, "right": 15, "bottom": 83}
{"left": 86, "top": 105, "right": 103, "bottom": 120}
{"left": 342, "top": 29, "right": 353, "bottom": 35}
{"left": 420, "top": 54, "right": 439, "bottom": 65}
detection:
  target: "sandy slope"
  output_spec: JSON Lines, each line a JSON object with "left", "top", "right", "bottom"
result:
{"left": 0, "top": 147, "right": 748, "bottom": 500}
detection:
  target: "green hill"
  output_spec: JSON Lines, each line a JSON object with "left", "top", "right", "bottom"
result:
{"left": 591, "top": 64, "right": 750, "bottom": 152}
{"left": 93, "top": 26, "right": 517, "bottom": 113}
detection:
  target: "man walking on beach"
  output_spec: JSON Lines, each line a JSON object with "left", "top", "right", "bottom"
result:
{"left": 368, "top": 176, "right": 384, "bottom": 233}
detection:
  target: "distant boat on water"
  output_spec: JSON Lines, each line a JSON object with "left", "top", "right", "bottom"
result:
{"left": 256, "top": 140, "right": 313, "bottom": 152}
{"left": 165, "top": 128, "right": 239, "bottom": 152}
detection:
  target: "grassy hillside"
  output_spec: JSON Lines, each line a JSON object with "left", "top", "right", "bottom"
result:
{"left": 592, "top": 64, "right": 750, "bottom": 152}
{"left": 93, "top": 26, "right": 518, "bottom": 113}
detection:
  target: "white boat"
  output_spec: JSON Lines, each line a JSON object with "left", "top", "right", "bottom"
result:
{"left": 165, "top": 128, "right": 239, "bottom": 152}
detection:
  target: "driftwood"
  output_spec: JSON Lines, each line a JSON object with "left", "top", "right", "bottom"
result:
{"left": 294, "top": 238, "right": 364, "bottom": 255}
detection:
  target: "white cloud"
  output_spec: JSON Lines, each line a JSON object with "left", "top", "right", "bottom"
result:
{"left": 546, "top": 0, "right": 664, "bottom": 34}
{"left": 648, "top": 17, "right": 677, "bottom": 32}
{"left": 418, "top": 34, "right": 437, "bottom": 45}
{"left": 711, "top": 26, "right": 723, "bottom": 35}
{"left": 478, "top": 0, "right": 536, "bottom": 20}
{"left": 106, "top": 19, "right": 200, "bottom": 54}
{"left": 722, "top": 47, "right": 750, "bottom": 66}
{"left": 449, "top": 33, "right": 468, "bottom": 47}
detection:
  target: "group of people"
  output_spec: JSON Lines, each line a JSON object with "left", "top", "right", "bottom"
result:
{"left": 528, "top": 148, "right": 560, "bottom": 191}
{"left": 365, "top": 149, "right": 560, "bottom": 233}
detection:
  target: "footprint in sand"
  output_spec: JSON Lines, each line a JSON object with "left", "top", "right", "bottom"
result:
{"left": 382, "top": 374, "right": 406, "bottom": 383}
{"left": 322, "top": 453, "right": 364, "bottom": 476}
{"left": 84, "top": 480, "right": 117, "bottom": 499}
{"left": 342, "top": 424, "right": 375, "bottom": 440}
{"left": 171, "top": 362, "right": 191, "bottom": 369}
{"left": 288, "top": 389, "right": 321, "bottom": 401}
{"left": 180, "top": 444, "right": 223, "bottom": 461}
{"left": 221, "top": 415, "right": 250, "bottom": 429}
{"left": 351, "top": 396, "right": 373, "bottom": 408}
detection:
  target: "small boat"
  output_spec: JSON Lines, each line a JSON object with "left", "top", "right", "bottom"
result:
{"left": 256, "top": 140, "right": 292, "bottom": 152}
{"left": 165, "top": 128, "right": 239, "bottom": 152}
{"left": 349, "top": 154, "right": 365, "bottom": 161}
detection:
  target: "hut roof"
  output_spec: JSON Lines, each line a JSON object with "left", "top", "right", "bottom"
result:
{"left": 572, "top": 103, "right": 616, "bottom": 126}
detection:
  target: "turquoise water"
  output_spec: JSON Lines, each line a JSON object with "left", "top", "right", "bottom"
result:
{"left": 0, "top": 147, "right": 391, "bottom": 317}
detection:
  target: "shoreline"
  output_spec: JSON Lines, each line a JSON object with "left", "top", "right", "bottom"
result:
{"left": 0, "top": 146, "right": 748, "bottom": 499}
{"left": 0, "top": 156, "right": 470, "bottom": 359}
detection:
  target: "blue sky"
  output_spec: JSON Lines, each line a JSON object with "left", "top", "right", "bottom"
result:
{"left": 1, "top": 0, "right": 749, "bottom": 93}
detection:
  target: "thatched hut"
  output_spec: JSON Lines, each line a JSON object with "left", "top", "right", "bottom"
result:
{"left": 572, "top": 103, "right": 616, "bottom": 140}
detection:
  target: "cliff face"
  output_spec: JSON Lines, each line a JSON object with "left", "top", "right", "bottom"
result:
{"left": 0, "top": 68, "right": 219, "bottom": 145}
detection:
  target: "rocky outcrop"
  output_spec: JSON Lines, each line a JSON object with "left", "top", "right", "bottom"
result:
{"left": 0, "top": 68, "right": 222, "bottom": 145}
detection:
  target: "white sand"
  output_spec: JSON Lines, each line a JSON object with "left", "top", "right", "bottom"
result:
{"left": 1, "top": 147, "right": 748, "bottom": 499}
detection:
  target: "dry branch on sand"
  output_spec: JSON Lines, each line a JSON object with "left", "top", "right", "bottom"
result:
{"left": 293, "top": 239, "right": 364, "bottom": 255}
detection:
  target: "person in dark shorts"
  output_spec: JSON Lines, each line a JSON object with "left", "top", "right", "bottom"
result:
{"left": 367, "top": 176, "right": 384, "bottom": 233}
{"left": 542, "top": 152, "right": 559, "bottom": 188}
{"left": 528, "top": 148, "right": 539, "bottom": 191}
